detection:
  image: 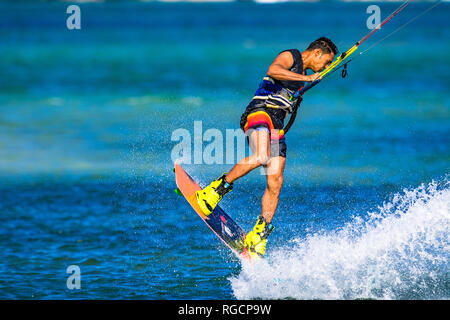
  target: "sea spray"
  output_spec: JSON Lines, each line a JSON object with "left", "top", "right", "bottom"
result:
{"left": 230, "top": 179, "right": 450, "bottom": 300}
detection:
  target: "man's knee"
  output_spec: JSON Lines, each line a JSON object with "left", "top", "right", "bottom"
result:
{"left": 267, "top": 174, "right": 284, "bottom": 194}
{"left": 248, "top": 149, "right": 270, "bottom": 166}
{"left": 256, "top": 152, "right": 270, "bottom": 166}
{"left": 265, "top": 156, "right": 285, "bottom": 176}
{"left": 248, "top": 129, "right": 270, "bottom": 166}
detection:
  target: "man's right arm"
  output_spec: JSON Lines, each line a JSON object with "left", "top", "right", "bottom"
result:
{"left": 267, "top": 51, "right": 319, "bottom": 82}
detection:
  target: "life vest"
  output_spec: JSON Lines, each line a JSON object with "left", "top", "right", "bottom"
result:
{"left": 251, "top": 49, "right": 305, "bottom": 113}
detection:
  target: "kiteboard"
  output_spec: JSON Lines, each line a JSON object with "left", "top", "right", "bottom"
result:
{"left": 174, "top": 162, "right": 250, "bottom": 260}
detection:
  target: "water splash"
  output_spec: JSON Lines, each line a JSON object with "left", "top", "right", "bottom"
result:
{"left": 230, "top": 179, "right": 450, "bottom": 300}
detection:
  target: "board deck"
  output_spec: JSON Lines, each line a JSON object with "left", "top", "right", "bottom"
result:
{"left": 174, "top": 162, "right": 250, "bottom": 260}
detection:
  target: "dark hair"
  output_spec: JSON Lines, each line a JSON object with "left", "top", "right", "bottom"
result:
{"left": 306, "top": 37, "right": 338, "bottom": 55}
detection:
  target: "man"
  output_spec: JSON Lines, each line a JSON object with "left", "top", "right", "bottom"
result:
{"left": 196, "top": 37, "right": 338, "bottom": 259}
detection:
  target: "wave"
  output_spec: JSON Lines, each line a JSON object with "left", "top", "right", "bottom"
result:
{"left": 230, "top": 178, "right": 450, "bottom": 300}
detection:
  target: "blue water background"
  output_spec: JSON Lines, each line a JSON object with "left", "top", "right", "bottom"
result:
{"left": 0, "top": 1, "right": 448, "bottom": 299}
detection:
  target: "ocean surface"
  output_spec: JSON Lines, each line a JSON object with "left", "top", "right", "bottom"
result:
{"left": 0, "top": 1, "right": 449, "bottom": 300}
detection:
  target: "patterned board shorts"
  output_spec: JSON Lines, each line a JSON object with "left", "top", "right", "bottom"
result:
{"left": 240, "top": 107, "right": 287, "bottom": 158}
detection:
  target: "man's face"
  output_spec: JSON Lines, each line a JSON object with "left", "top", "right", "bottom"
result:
{"left": 311, "top": 50, "right": 335, "bottom": 72}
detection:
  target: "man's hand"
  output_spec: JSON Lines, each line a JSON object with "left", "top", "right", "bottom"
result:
{"left": 304, "top": 72, "right": 322, "bottom": 82}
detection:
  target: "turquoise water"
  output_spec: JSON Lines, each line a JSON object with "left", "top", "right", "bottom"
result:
{"left": 0, "top": 1, "right": 449, "bottom": 299}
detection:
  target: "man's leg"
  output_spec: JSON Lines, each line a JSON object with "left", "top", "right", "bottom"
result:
{"left": 261, "top": 156, "right": 286, "bottom": 223}
{"left": 225, "top": 128, "right": 271, "bottom": 183}
{"left": 195, "top": 128, "right": 270, "bottom": 215}
{"left": 244, "top": 149, "right": 285, "bottom": 259}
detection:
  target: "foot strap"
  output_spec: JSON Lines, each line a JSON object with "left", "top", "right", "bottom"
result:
{"left": 215, "top": 173, "right": 233, "bottom": 196}
{"left": 255, "top": 216, "right": 275, "bottom": 239}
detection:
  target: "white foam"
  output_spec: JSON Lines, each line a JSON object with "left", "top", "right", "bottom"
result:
{"left": 230, "top": 179, "right": 450, "bottom": 300}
